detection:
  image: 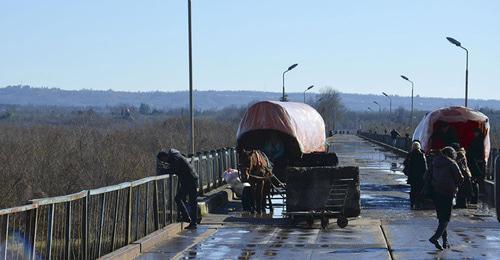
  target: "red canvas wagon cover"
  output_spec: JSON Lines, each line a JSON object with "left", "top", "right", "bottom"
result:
{"left": 237, "top": 101, "right": 326, "bottom": 154}
{"left": 412, "top": 106, "right": 490, "bottom": 161}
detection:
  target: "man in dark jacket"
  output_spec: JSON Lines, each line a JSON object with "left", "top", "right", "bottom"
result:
{"left": 429, "top": 147, "right": 464, "bottom": 250}
{"left": 451, "top": 143, "right": 473, "bottom": 208}
{"left": 403, "top": 141, "right": 427, "bottom": 209}
{"left": 390, "top": 129, "right": 400, "bottom": 146}
{"left": 466, "top": 128, "right": 486, "bottom": 204}
{"left": 157, "top": 149, "right": 199, "bottom": 229}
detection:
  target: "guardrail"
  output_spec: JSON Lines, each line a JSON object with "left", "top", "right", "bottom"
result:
{"left": 0, "top": 147, "right": 237, "bottom": 259}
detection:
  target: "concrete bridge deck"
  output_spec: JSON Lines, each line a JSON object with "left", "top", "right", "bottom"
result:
{"left": 133, "top": 135, "right": 500, "bottom": 259}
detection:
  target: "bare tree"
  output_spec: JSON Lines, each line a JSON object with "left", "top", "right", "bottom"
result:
{"left": 313, "top": 87, "right": 346, "bottom": 131}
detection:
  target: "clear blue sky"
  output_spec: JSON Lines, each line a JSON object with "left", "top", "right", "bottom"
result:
{"left": 1, "top": 1, "right": 499, "bottom": 100}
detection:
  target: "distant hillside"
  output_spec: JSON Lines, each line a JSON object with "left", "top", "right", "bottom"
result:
{"left": 1, "top": 85, "right": 500, "bottom": 111}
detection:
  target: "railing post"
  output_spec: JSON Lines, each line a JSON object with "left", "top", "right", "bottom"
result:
{"left": 232, "top": 148, "right": 237, "bottom": 169}
{"left": 221, "top": 148, "right": 227, "bottom": 172}
{"left": 135, "top": 186, "right": 140, "bottom": 240}
{"left": 65, "top": 201, "right": 72, "bottom": 260}
{"left": 98, "top": 193, "right": 106, "bottom": 257}
{"left": 2, "top": 214, "right": 9, "bottom": 260}
{"left": 24, "top": 208, "right": 37, "bottom": 260}
{"left": 218, "top": 149, "right": 224, "bottom": 183}
{"left": 162, "top": 179, "right": 168, "bottom": 226}
{"left": 153, "top": 180, "right": 159, "bottom": 231}
{"left": 82, "top": 194, "right": 89, "bottom": 260}
{"left": 212, "top": 150, "right": 218, "bottom": 186}
{"left": 196, "top": 153, "right": 204, "bottom": 195}
{"left": 28, "top": 208, "right": 37, "bottom": 260}
{"left": 495, "top": 154, "right": 500, "bottom": 222}
{"left": 46, "top": 204, "right": 54, "bottom": 259}
{"left": 126, "top": 186, "right": 132, "bottom": 244}
{"left": 204, "top": 151, "right": 211, "bottom": 191}
{"left": 144, "top": 183, "right": 149, "bottom": 236}
{"left": 169, "top": 176, "right": 174, "bottom": 223}
{"left": 111, "top": 190, "right": 120, "bottom": 251}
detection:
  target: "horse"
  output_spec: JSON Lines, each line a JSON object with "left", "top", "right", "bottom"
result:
{"left": 238, "top": 149, "right": 273, "bottom": 214}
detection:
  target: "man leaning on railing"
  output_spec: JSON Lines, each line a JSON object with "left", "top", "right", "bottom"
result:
{"left": 157, "top": 149, "right": 200, "bottom": 230}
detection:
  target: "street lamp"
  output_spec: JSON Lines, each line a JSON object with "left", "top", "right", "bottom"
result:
{"left": 446, "top": 37, "right": 469, "bottom": 107}
{"left": 382, "top": 92, "right": 392, "bottom": 114}
{"left": 303, "top": 85, "right": 314, "bottom": 103}
{"left": 281, "top": 63, "right": 298, "bottom": 101}
{"left": 401, "top": 75, "right": 414, "bottom": 129}
{"left": 187, "top": 0, "right": 195, "bottom": 155}
{"left": 373, "top": 101, "right": 381, "bottom": 113}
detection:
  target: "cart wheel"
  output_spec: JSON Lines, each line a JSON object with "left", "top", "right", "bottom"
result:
{"left": 306, "top": 216, "right": 314, "bottom": 227}
{"left": 337, "top": 216, "right": 348, "bottom": 228}
{"left": 321, "top": 216, "right": 329, "bottom": 229}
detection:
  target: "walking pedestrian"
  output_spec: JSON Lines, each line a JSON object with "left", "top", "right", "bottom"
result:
{"left": 390, "top": 129, "right": 400, "bottom": 146}
{"left": 157, "top": 149, "right": 200, "bottom": 230}
{"left": 403, "top": 141, "right": 427, "bottom": 209}
{"left": 451, "top": 143, "right": 473, "bottom": 209}
{"left": 428, "top": 147, "right": 464, "bottom": 250}
{"left": 467, "top": 128, "right": 486, "bottom": 204}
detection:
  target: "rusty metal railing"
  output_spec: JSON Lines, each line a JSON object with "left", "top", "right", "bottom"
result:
{"left": 0, "top": 147, "right": 237, "bottom": 259}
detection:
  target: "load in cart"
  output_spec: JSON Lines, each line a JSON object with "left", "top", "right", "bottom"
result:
{"left": 236, "top": 101, "right": 360, "bottom": 228}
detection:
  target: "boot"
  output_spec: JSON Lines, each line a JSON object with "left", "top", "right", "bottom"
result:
{"left": 442, "top": 240, "right": 450, "bottom": 249}
{"left": 429, "top": 237, "right": 443, "bottom": 250}
{"left": 184, "top": 223, "right": 197, "bottom": 230}
{"left": 442, "top": 231, "right": 450, "bottom": 248}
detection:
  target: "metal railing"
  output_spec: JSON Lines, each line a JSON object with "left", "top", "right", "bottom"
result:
{"left": 0, "top": 147, "right": 237, "bottom": 259}
{"left": 358, "top": 132, "right": 497, "bottom": 181}
{"left": 358, "top": 132, "right": 412, "bottom": 152}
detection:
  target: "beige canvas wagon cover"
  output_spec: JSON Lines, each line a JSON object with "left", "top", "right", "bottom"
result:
{"left": 237, "top": 101, "right": 326, "bottom": 154}
{"left": 413, "top": 106, "right": 490, "bottom": 161}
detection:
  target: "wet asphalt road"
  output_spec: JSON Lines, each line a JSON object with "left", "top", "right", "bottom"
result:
{"left": 138, "top": 135, "right": 500, "bottom": 260}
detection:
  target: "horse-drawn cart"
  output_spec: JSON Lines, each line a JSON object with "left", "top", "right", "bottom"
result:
{"left": 237, "top": 101, "right": 360, "bottom": 228}
{"left": 284, "top": 166, "right": 356, "bottom": 228}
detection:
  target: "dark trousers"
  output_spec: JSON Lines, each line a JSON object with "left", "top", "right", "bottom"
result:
{"left": 175, "top": 182, "right": 198, "bottom": 225}
{"left": 410, "top": 182, "right": 424, "bottom": 208}
{"left": 432, "top": 193, "right": 453, "bottom": 241}
{"left": 456, "top": 177, "right": 472, "bottom": 207}
{"left": 469, "top": 160, "right": 486, "bottom": 204}
{"left": 471, "top": 180, "right": 481, "bottom": 204}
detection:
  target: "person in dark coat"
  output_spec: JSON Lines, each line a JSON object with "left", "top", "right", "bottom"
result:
{"left": 451, "top": 143, "right": 473, "bottom": 208}
{"left": 403, "top": 141, "right": 427, "bottom": 209}
{"left": 390, "top": 129, "right": 400, "bottom": 146}
{"left": 429, "top": 147, "right": 464, "bottom": 250}
{"left": 157, "top": 149, "right": 199, "bottom": 229}
{"left": 466, "top": 128, "right": 486, "bottom": 204}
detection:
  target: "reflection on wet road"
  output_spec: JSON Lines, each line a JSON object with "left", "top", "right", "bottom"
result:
{"left": 138, "top": 135, "right": 500, "bottom": 260}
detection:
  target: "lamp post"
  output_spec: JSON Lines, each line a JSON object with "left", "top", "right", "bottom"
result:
{"left": 281, "top": 63, "right": 298, "bottom": 101}
{"left": 401, "top": 75, "right": 414, "bottom": 129}
{"left": 303, "top": 85, "right": 314, "bottom": 103}
{"left": 382, "top": 92, "right": 392, "bottom": 114}
{"left": 187, "top": 0, "right": 195, "bottom": 155}
{"left": 446, "top": 37, "right": 469, "bottom": 107}
{"left": 373, "top": 101, "right": 381, "bottom": 113}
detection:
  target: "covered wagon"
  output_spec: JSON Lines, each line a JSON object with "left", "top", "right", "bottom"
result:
{"left": 413, "top": 106, "right": 490, "bottom": 162}
{"left": 237, "top": 101, "right": 338, "bottom": 170}
{"left": 237, "top": 101, "right": 360, "bottom": 228}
